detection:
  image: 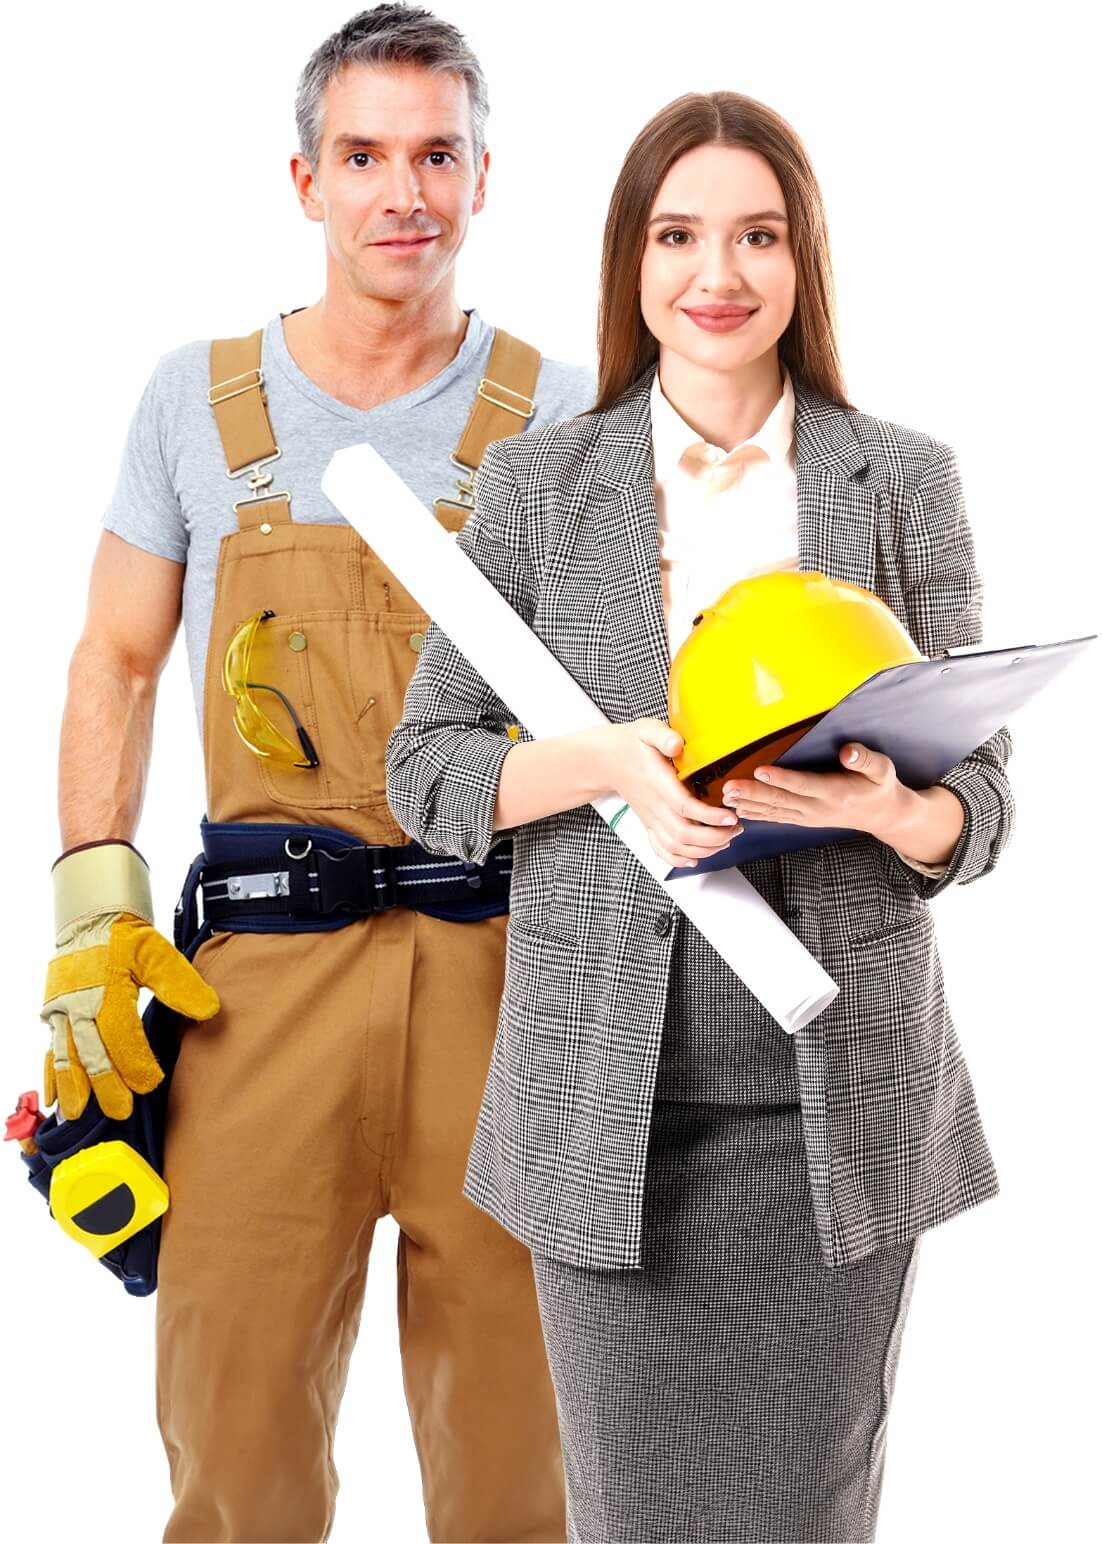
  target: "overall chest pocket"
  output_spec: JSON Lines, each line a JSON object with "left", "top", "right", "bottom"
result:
{"left": 256, "top": 607, "right": 430, "bottom": 816}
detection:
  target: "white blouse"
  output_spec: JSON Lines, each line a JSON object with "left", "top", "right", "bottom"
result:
{"left": 651, "top": 363, "right": 799, "bottom": 659}
{"left": 648, "top": 364, "right": 946, "bottom": 877}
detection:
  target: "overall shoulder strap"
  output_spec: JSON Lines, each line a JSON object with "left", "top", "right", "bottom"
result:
{"left": 439, "top": 328, "right": 541, "bottom": 512}
{"left": 208, "top": 331, "right": 290, "bottom": 528}
{"left": 209, "top": 323, "right": 542, "bottom": 522}
{"left": 209, "top": 331, "right": 279, "bottom": 475}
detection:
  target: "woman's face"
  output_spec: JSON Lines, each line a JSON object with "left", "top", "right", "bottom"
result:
{"left": 639, "top": 143, "right": 797, "bottom": 375}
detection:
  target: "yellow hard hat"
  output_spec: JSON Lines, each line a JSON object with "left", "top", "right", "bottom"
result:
{"left": 667, "top": 571, "right": 923, "bottom": 802}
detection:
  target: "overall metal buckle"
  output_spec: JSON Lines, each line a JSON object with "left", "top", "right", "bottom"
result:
{"left": 228, "top": 450, "right": 289, "bottom": 516}
{"left": 208, "top": 368, "right": 265, "bottom": 408}
{"left": 443, "top": 453, "right": 477, "bottom": 510}
{"left": 477, "top": 376, "right": 536, "bottom": 419}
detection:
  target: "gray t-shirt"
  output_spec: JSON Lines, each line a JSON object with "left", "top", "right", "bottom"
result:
{"left": 102, "top": 308, "right": 595, "bottom": 737}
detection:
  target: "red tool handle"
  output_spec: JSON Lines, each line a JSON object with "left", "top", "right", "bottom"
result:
{"left": 4, "top": 1090, "right": 43, "bottom": 1144}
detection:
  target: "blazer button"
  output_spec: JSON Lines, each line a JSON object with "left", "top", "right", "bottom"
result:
{"left": 653, "top": 910, "right": 673, "bottom": 938}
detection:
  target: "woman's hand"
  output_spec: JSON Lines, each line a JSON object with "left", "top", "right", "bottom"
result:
{"left": 600, "top": 719, "right": 743, "bottom": 869}
{"left": 722, "top": 741, "right": 967, "bottom": 866}
{"left": 722, "top": 741, "right": 909, "bottom": 839}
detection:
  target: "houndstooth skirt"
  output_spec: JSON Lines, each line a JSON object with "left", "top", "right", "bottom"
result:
{"left": 530, "top": 924, "right": 921, "bottom": 1544}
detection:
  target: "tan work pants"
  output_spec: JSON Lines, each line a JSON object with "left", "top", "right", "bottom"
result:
{"left": 156, "top": 909, "right": 566, "bottom": 1543}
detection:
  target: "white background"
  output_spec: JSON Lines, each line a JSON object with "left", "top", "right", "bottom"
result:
{"left": 1, "top": 1, "right": 1099, "bottom": 1540}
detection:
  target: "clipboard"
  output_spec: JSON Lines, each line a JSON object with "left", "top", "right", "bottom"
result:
{"left": 667, "top": 634, "right": 1096, "bottom": 878}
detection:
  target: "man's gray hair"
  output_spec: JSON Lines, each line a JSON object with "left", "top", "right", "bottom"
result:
{"left": 295, "top": 4, "right": 490, "bottom": 168}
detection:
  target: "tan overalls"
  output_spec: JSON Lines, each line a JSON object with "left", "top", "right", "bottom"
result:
{"left": 156, "top": 330, "right": 566, "bottom": 1543}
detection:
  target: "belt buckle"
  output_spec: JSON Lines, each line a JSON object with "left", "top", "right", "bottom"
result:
{"left": 313, "top": 845, "right": 374, "bottom": 915}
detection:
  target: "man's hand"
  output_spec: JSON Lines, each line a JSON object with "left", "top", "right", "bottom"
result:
{"left": 40, "top": 841, "right": 220, "bottom": 1120}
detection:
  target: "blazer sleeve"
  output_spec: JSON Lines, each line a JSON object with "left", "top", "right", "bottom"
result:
{"left": 385, "top": 439, "right": 536, "bottom": 865}
{"left": 886, "top": 440, "right": 1016, "bottom": 899}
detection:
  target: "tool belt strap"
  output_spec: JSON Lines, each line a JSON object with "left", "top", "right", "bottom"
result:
{"left": 173, "top": 820, "right": 512, "bottom": 948}
{"left": 201, "top": 842, "right": 511, "bottom": 921}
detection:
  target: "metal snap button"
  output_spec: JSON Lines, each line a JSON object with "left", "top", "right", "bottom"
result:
{"left": 288, "top": 632, "right": 307, "bottom": 652}
{"left": 259, "top": 522, "right": 273, "bottom": 535}
{"left": 408, "top": 631, "right": 425, "bottom": 653}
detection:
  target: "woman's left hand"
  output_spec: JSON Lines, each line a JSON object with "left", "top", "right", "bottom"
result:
{"left": 722, "top": 742, "right": 909, "bottom": 838}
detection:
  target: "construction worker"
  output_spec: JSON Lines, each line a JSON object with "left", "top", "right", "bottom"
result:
{"left": 40, "top": 6, "right": 593, "bottom": 1541}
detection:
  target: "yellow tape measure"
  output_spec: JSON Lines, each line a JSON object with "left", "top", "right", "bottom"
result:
{"left": 49, "top": 1141, "right": 169, "bottom": 1258}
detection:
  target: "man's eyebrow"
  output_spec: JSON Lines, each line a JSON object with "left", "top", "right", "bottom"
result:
{"left": 330, "top": 132, "right": 469, "bottom": 154}
{"left": 646, "top": 209, "right": 789, "bottom": 226}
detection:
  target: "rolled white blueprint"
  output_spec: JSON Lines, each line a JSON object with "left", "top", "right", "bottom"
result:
{"left": 322, "top": 443, "right": 838, "bottom": 1033}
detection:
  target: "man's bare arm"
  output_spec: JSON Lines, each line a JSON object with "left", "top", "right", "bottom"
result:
{"left": 58, "top": 531, "right": 184, "bottom": 849}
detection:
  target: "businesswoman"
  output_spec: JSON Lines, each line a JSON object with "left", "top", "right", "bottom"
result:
{"left": 387, "top": 91, "right": 1013, "bottom": 1543}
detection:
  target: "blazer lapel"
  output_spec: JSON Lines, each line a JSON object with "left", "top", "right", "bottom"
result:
{"left": 589, "top": 363, "right": 877, "bottom": 722}
{"left": 793, "top": 383, "right": 875, "bottom": 586}
{"left": 591, "top": 368, "right": 671, "bottom": 721}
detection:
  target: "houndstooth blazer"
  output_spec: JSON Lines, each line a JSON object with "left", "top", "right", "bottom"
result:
{"left": 385, "top": 361, "right": 1014, "bottom": 1272}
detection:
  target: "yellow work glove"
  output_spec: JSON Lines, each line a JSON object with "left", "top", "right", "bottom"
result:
{"left": 40, "top": 840, "right": 220, "bottom": 1120}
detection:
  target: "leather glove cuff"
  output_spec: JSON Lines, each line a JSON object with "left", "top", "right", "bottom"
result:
{"left": 52, "top": 839, "right": 154, "bottom": 935}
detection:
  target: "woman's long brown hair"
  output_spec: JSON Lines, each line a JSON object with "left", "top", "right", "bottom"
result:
{"left": 592, "top": 92, "right": 852, "bottom": 412}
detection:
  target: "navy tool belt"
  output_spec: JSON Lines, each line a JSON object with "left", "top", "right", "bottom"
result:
{"left": 175, "top": 817, "right": 511, "bottom": 954}
{"left": 17, "top": 820, "right": 511, "bottom": 1300}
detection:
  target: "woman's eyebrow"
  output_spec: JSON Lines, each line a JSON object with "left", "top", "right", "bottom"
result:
{"left": 646, "top": 209, "right": 789, "bottom": 225}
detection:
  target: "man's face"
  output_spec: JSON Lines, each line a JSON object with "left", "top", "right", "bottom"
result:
{"left": 293, "top": 63, "right": 487, "bottom": 302}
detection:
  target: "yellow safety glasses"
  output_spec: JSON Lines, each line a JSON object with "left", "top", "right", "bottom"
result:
{"left": 222, "top": 609, "right": 320, "bottom": 769}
